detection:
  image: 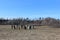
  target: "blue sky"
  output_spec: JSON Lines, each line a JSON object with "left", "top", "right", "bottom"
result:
{"left": 0, "top": 0, "right": 60, "bottom": 19}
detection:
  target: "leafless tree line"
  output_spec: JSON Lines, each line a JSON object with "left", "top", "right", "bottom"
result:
{"left": 0, "top": 17, "right": 60, "bottom": 28}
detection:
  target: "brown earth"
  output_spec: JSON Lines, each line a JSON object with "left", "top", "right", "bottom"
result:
{"left": 0, "top": 25, "right": 60, "bottom": 40}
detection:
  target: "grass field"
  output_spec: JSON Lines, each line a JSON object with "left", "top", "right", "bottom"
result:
{"left": 0, "top": 25, "right": 60, "bottom": 40}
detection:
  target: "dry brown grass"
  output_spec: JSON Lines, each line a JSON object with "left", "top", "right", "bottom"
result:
{"left": 0, "top": 25, "right": 60, "bottom": 40}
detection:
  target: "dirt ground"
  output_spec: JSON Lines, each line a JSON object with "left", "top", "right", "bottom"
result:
{"left": 0, "top": 25, "right": 60, "bottom": 40}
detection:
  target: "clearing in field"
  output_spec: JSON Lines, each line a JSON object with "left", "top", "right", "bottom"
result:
{"left": 0, "top": 25, "right": 60, "bottom": 40}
